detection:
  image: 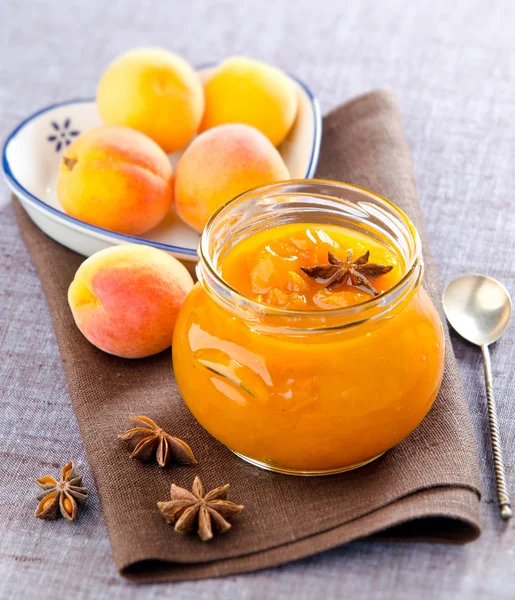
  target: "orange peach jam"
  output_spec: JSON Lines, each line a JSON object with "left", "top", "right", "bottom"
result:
{"left": 173, "top": 221, "right": 445, "bottom": 475}
{"left": 221, "top": 223, "right": 403, "bottom": 310}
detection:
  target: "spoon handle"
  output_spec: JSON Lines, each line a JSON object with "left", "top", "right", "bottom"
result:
{"left": 481, "top": 344, "right": 512, "bottom": 520}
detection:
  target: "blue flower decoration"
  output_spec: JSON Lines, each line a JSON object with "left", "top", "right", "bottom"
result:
{"left": 47, "top": 119, "right": 80, "bottom": 152}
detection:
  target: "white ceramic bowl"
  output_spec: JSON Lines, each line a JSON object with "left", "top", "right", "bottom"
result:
{"left": 2, "top": 66, "right": 321, "bottom": 261}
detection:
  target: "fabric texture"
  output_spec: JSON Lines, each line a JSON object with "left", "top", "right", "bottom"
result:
{"left": 12, "top": 90, "right": 481, "bottom": 582}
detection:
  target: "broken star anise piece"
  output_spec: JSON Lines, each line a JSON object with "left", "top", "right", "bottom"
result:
{"left": 301, "top": 250, "right": 393, "bottom": 296}
{"left": 119, "top": 415, "right": 197, "bottom": 468}
{"left": 157, "top": 476, "right": 244, "bottom": 541}
{"left": 35, "top": 462, "right": 88, "bottom": 522}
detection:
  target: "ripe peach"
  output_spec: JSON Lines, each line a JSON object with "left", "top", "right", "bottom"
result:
{"left": 174, "top": 123, "right": 289, "bottom": 232}
{"left": 97, "top": 48, "right": 204, "bottom": 152}
{"left": 68, "top": 244, "right": 194, "bottom": 359}
{"left": 200, "top": 57, "right": 298, "bottom": 147}
{"left": 57, "top": 126, "right": 173, "bottom": 236}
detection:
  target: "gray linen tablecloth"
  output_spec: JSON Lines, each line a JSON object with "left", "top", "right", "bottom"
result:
{"left": 1, "top": 0, "right": 514, "bottom": 598}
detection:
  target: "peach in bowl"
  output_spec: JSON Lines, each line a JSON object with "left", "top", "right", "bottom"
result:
{"left": 2, "top": 64, "right": 321, "bottom": 261}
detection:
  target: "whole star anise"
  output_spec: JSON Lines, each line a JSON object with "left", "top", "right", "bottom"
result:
{"left": 157, "top": 476, "right": 244, "bottom": 541}
{"left": 301, "top": 250, "right": 393, "bottom": 296}
{"left": 35, "top": 462, "right": 88, "bottom": 521}
{"left": 119, "top": 415, "right": 197, "bottom": 467}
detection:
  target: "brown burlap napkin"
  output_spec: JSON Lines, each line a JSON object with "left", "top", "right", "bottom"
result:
{"left": 13, "top": 90, "right": 481, "bottom": 582}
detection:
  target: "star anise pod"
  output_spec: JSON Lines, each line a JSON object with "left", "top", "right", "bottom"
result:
{"left": 301, "top": 250, "right": 393, "bottom": 296}
{"left": 118, "top": 415, "right": 197, "bottom": 467}
{"left": 35, "top": 462, "right": 88, "bottom": 521}
{"left": 157, "top": 476, "right": 244, "bottom": 541}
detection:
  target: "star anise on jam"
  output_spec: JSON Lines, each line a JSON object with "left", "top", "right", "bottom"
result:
{"left": 157, "top": 476, "right": 244, "bottom": 541}
{"left": 35, "top": 462, "right": 88, "bottom": 521}
{"left": 118, "top": 415, "right": 197, "bottom": 468}
{"left": 301, "top": 250, "right": 393, "bottom": 296}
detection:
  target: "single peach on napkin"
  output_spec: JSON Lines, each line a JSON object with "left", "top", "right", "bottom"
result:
{"left": 97, "top": 48, "right": 204, "bottom": 153}
{"left": 200, "top": 57, "right": 298, "bottom": 146}
{"left": 57, "top": 126, "right": 174, "bottom": 236}
{"left": 68, "top": 244, "right": 194, "bottom": 359}
{"left": 174, "top": 123, "right": 289, "bottom": 232}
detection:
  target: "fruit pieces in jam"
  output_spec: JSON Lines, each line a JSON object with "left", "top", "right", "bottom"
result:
{"left": 221, "top": 223, "right": 403, "bottom": 310}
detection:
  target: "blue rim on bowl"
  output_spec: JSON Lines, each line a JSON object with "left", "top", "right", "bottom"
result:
{"left": 2, "top": 71, "right": 321, "bottom": 258}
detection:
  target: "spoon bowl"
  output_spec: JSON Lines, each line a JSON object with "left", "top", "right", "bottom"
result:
{"left": 443, "top": 274, "right": 512, "bottom": 346}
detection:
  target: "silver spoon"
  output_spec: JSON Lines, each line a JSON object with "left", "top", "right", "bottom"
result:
{"left": 443, "top": 274, "right": 512, "bottom": 520}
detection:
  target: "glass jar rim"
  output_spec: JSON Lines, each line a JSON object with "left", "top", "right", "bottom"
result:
{"left": 197, "top": 179, "right": 423, "bottom": 324}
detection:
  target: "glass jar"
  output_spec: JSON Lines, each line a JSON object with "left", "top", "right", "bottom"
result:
{"left": 172, "top": 181, "right": 445, "bottom": 475}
